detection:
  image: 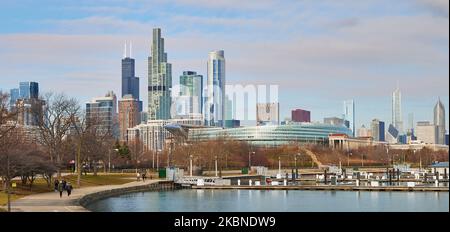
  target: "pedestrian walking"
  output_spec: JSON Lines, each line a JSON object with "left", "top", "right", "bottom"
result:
{"left": 57, "top": 181, "right": 64, "bottom": 198}
{"left": 66, "top": 182, "right": 73, "bottom": 197}
{"left": 54, "top": 179, "right": 59, "bottom": 192}
{"left": 62, "top": 179, "right": 67, "bottom": 190}
{"left": 136, "top": 172, "right": 141, "bottom": 181}
{"left": 142, "top": 172, "right": 146, "bottom": 182}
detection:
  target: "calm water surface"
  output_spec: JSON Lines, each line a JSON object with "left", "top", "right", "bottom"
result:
{"left": 86, "top": 189, "right": 449, "bottom": 212}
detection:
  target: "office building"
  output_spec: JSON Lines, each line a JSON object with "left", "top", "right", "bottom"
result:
{"left": 415, "top": 121, "right": 438, "bottom": 144}
{"left": 324, "top": 117, "right": 344, "bottom": 126}
{"left": 121, "top": 42, "right": 142, "bottom": 111}
{"left": 127, "top": 118, "right": 203, "bottom": 152}
{"left": 148, "top": 28, "right": 172, "bottom": 120}
{"left": 118, "top": 95, "right": 141, "bottom": 142}
{"left": 357, "top": 125, "right": 372, "bottom": 137}
{"left": 257, "top": 102, "right": 279, "bottom": 126}
{"left": 86, "top": 91, "right": 118, "bottom": 138}
{"left": 19, "top": 82, "right": 39, "bottom": 99}
{"left": 392, "top": 87, "right": 403, "bottom": 133}
{"left": 292, "top": 109, "right": 311, "bottom": 123}
{"left": 179, "top": 71, "right": 203, "bottom": 115}
{"left": 434, "top": 98, "right": 446, "bottom": 145}
{"left": 343, "top": 100, "right": 355, "bottom": 137}
{"left": 15, "top": 98, "right": 45, "bottom": 126}
{"left": 205, "top": 50, "right": 226, "bottom": 127}
{"left": 386, "top": 124, "right": 399, "bottom": 144}
{"left": 371, "top": 119, "right": 385, "bottom": 142}
{"left": 9, "top": 88, "right": 19, "bottom": 106}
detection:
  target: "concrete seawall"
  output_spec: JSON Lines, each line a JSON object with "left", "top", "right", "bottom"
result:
{"left": 8, "top": 180, "right": 176, "bottom": 212}
{"left": 79, "top": 181, "right": 175, "bottom": 209}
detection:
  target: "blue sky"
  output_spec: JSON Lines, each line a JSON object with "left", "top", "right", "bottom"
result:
{"left": 0, "top": 0, "right": 448, "bottom": 131}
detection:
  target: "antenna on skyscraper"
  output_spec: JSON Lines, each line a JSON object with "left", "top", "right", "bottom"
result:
{"left": 130, "top": 41, "right": 133, "bottom": 58}
{"left": 123, "top": 42, "right": 127, "bottom": 58}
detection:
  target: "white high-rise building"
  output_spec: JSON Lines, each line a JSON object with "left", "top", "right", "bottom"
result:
{"left": 392, "top": 87, "right": 403, "bottom": 134}
{"left": 205, "top": 50, "right": 225, "bottom": 127}
{"left": 343, "top": 100, "right": 355, "bottom": 137}
{"left": 434, "top": 98, "right": 446, "bottom": 144}
{"left": 415, "top": 121, "right": 438, "bottom": 144}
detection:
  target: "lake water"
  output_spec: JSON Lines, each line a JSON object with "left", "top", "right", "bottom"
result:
{"left": 86, "top": 189, "right": 449, "bottom": 212}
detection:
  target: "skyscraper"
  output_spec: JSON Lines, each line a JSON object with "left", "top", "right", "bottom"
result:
{"left": 343, "top": 100, "right": 355, "bottom": 137}
{"left": 121, "top": 43, "right": 140, "bottom": 100}
{"left": 392, "top": 87, "right": 403, "bottom": 133}
{"left": 86, "top": 91, "right": 118, "bottom": 138}
{"left": 19, "top": 82, "right": 39, "bottom": 99}
{"left": 292, "top": 109, "right": 311, "bottom": 123}
{"left": 434, "top": 98, "right": 446, "bottom": 144}
{"left": 180, "top": 71, "right": 203, "bottom": 115}
{"left": 9, "top": 88, "right": 19, "bottom": 106}
{"left": 148, "top": 28, "right": 172, "bottom": 120}
{"left": 118, "top": 95, "right": 141, "bottom": 142}
{"left": 415, "top": 121, "right": 438, "bottom": 144}
{"left": 205, "top": 50, "right": 225, "bottom": 126}
{"left": 371, "top": 119, "right": 385, "bottom": 142}
{"left": 257, "top": 103, "right": 279, "bottom": 126}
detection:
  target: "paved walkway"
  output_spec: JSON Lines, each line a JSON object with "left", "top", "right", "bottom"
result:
{"left": 5, "top": 180, "right": 159, "bottom": 212}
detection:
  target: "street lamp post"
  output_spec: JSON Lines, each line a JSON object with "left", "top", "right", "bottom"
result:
{"left": 248, "top": 151, "right": 255, "bottom": 169}
{"left": 278, "top": 156, "right": 281, "bottom": 176}
{"left": 190, "top": 154, "right": 193, "bottom": 177}
{"left": 294, "top": 154, "right": 298, "bottom": 170}
{"left": 348, "top": 152, "right": 352, "bottom": 167}
{"left": 152, "top": 150, "right": 155, "bottom": 170}
{"left": 156, "top": 149, "right": 160, "bottom": 171}
{"left": 361, "top": 153, "right": 364, "bottom": 167}
{"left": 6, "top": 152, "right": 11, "bottom": 212}
{"left": 215, "top": 155, "right": 218, "bottom": 177}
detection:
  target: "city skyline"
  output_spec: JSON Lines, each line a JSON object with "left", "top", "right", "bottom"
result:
{"left": 0, "top": 0, "right": 448, "bottom": 131}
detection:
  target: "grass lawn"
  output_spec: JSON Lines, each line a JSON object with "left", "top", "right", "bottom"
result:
{"left": 0, "top": 173, "right": 137, "bottom": 206}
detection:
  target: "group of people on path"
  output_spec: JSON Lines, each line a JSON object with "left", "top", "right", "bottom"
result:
{"left": 136, "top": 170, "right": 150, "bottom": 182}
{"left": 54, "top": 179, "right": 73, "bottom": 198}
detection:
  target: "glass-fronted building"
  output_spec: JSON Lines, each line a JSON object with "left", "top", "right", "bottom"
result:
{"left": 205, "top": 50, "right": 225, "bottom": 127}
{"left": 166, "top": 122, "right": 353, "bottom": 147}
{"left": 19, "top": 81, "right": 39, "bottom": 99}
{"left": 148, "top": 28, "right": 172, "bottom": 120}
{"left": 179, "top": 71, "right": 203, "bottom": 115}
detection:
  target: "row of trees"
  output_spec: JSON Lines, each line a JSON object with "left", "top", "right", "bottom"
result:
{"left": 0, "top": 92, "right": 142, "bottom": 192}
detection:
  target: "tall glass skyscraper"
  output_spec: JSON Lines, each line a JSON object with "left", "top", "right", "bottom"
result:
{"left": 205, "top": 50, "right": 225, "bottom": 127}
{"left": 343, "top": 99, "right": 355, "bottom": 137}
{"left": 122, "top": 43, "right": 140, "bottom": 100}
{"left": 392, "top": 87, "right": 403, "bottom": 133}
{"left": 9, "top": 88, "right": 19, "bottom": 105}
{"left": 180, "top": 71, "right": 203, "bottom": 115}
{"left": 19, "top": 82, "right": 39, "bottom": 99}
{"left": 434, "top": 98, "right": 445, "bottom": 144}
{"left": 148, "top": 28, "right": 172, "bottom": 120}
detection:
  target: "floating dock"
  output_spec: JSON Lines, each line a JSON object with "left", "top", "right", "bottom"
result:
{"left": 191, "top": 185, "right": 449, "bottom": 192}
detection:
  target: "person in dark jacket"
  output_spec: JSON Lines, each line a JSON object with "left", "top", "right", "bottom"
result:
{"left": 66, "top": 182, "right": 73, "bottom": 197}
{"left": 57, "top": 181, "right": 64, "bottom": 198}
{"left": 62, "top": 179, "right": 67, "bottom": 190}
{"left": 54, "top": 179, "right": 59, "bottom": 192}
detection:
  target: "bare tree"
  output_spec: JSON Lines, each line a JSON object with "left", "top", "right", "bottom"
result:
{"left": 34, "top": 92, "right": 80, "bottom": 178}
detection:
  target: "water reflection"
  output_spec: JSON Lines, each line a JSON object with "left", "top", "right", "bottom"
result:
{"left": 86, "top": 190, "right": 449, "bottom": 212}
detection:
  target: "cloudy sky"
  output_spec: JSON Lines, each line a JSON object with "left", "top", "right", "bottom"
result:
{"left": 0, "top": 0, "right": 448, "bottom": 130}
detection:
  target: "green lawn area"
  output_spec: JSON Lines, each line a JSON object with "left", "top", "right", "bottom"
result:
{"left": 0, "top": 173, "right": 137, "bottom": 207}
{"left": 63, "top": 173, "right": 136, "bottom": 188}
